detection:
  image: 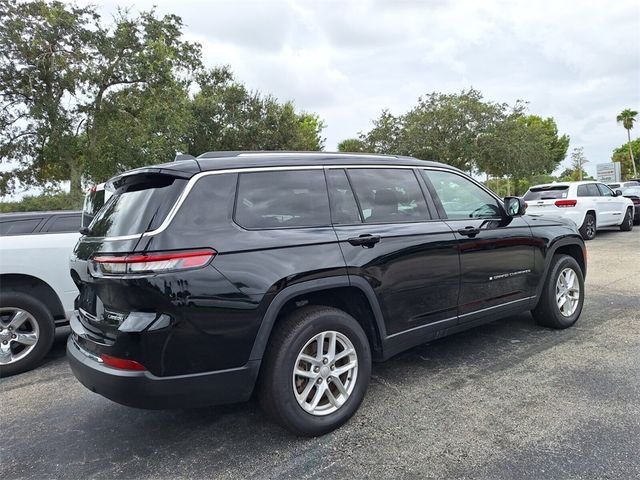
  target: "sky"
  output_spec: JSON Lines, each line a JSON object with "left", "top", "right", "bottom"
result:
{"left": 29, "top": 0, "right": 640, "bottom": 187}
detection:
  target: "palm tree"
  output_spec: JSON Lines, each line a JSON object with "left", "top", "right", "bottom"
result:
{"left": 616, "top": 109, "right": 638, "bottom": 177}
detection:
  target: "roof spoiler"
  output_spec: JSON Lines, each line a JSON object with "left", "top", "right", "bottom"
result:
{"left": 175, "top": 153, "right": 196, "bottom": 161}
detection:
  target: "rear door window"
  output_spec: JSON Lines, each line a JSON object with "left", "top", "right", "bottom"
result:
{"left": 524, "top": 186, "right": 569, "bottom": 200}
{"left": 88, "top": 176, "right": 187, "bottom": 237}
{"left": 586, "top": 184, "right": 600, "bottom": 196}
{"left": 234, "top": 170, "right": 330, "bottom": 229}
{"left": 347, "top": 168, "right": 430, "bottom": 223}
{"left": 45, "top": 215, "right": 81, "bottom": 233}
{"left": 326, "top": 169, "right": 361, "bottom": 224}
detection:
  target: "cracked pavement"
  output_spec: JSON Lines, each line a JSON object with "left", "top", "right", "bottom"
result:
{"left": 1, "top": 227, "right": 639, "bottom": 479}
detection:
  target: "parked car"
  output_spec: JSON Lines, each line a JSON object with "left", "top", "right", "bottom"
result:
{"left": 619, "top": 185, "right": 640, "bottom": 225}
{"left": 68, "top": 152, "right": 587, "bottom": 436}
{"left": 523, "top": 181, "right": 635, "bottom": 240}
{"left": 607, "top": 181, "right": 640, "bottom": 189}
{"left": 0, "top": 211, "right": 81, "bottom": 375}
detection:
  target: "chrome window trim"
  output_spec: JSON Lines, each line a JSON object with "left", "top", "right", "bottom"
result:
{"left": 97, "top": 164, "right": 466, "bottom": 242}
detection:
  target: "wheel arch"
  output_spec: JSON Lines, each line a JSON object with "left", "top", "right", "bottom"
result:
{"left": 0, "top": 274, "right": 65, "bottom": 320}
{"left": 533, "top": 237, "right": 587, "bottom": 304}
{"left": 249, "top": 276, "right": 387, "bottom": 362}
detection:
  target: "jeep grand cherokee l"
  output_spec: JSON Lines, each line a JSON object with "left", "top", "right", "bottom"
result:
{"left": 67, "top": 152, "right": 586, "bottom": 436}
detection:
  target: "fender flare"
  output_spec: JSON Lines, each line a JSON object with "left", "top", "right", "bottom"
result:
{"left": 248, "top": 275, "right": 387, "bottom": 361}
{"left": 533, "top": 235, "right": 586, "bottom": 303}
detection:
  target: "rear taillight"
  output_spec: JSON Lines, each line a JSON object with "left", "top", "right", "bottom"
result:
{"left": 92, "top": 249, "right": 215, "bottom": 275}
{"left": 100, "top": 354, "right": 146, "bottom": 371}
{"left": 555, "top": 199, "right": 577, "bottom": 208}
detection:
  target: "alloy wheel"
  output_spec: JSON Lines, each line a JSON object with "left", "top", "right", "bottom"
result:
{"left": 292, "top": 330, "right": 358, "bottom": 416}
{"left": 0, "top": 307, "right": 40, "bottom": 365}
{"left": 555, "top": 268, "right": 581, "bottom": 317}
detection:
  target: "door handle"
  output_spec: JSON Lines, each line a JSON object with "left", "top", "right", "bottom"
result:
{"left": 457, "top": 226, "right": 481, "bottom": 237}
{"left": 348, "top": 234, "right": 381, "bottom": 248}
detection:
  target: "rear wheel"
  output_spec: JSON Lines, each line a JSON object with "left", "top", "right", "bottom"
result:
{"left": 579, "top": 213, "right": 596, "bottom": 240}
{"left": 620, "top": 208, "right": 633, "bottom": 231}
{"left": 0, "top": 292, "right": 55, "bottom": 377}
{"left": 532, "top": 254, "right": 584, "bottom": 329}
{"left": 259, "top": 305, "right": 371, "bottom": 436}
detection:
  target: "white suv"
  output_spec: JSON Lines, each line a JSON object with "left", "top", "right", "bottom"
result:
{"left": 523, "top": 181, "right": 635, "bottom": 240}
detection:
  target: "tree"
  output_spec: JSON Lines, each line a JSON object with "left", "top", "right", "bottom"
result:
{"left": 520, "top": 115, "right": 569, "bottom": 166}
{"left": 611, "top": 137, "right": 640, "bottom": 180}
{"left": 359, "top": 109, "right": 401, "bottom": 155}
{"left": 186, "top": 67, "right": 325, "bottom": 154}
{"left": 337, "top": 138, "right": 366, "bottom": 152}
{"left": 616, "top": 109, "right": 638, "bottom": 177}
{"left": 0, "top": 0, "right": 201, "bottom": 198}
{"left": 569, "top": 147, "right": 588, "bottom": 181}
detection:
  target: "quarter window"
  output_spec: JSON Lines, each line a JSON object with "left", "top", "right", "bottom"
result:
{"left": 234, "top": 170, "right": 330, "bottom": 229}
{"left": 423, "top": 170, "right": 502, "bottom": 219}
{"left": 346, "top": 168, "right": 430, "bottom": 223}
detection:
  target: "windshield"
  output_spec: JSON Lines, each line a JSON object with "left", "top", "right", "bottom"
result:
{"left": 523, "top": 186, "right": 569, "bottom": 201}
{"left": 621, "top": 186, "right": 640, "bottom": 196}
{"left": 87, "top": 177, "right": 187, "bottom": 237}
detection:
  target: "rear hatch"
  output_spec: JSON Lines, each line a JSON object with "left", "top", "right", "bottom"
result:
{"left": 71, "top": 164, "right": 198, "bottom": 341}
{"left": 524, "top": 185, "right": 572, "bottom": 213}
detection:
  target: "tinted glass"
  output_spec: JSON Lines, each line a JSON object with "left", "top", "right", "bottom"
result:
{"left": 88, "top": 177, "right": 187, "bottom": 237}
{"left": 524, "top": 186, "right": 569, "bottom": 200}
{"left": 577, "top": 185, "right": 589, "bottom": 197}
{"left": 234, "top": 170, "right": 330, "bottom": 229}
{"left": 0, "top": 218, "right": 42, "bottom": 235}
{"left": 424, "top": 170, "right": 502, "bottom": 219}
{"left": 586, "top": 184, "right": 600, "bottom": 196}
{"left": 170, "top": 174, "right": 237, "bottom": 230}
{"left": 621, "top": 186, "right": 640, "bottom": 196}
{"left": 46, "top": 215, "right": 81, "bottom": 233}
{"left": 326, "top": 169, "right": 361, "bottom": 224}
{"left": 597, "top": 184, "right": 614, "bottom": 197}
{"left": 347, "top": 169, "right": 429, "bottom": 223}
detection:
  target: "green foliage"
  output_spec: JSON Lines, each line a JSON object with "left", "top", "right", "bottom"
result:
{"left": 617, "top": 109, "right": 638, "bottom": 131}
{"left": 350, "top": 89, "right": 568, "bottom": 184}
{"left": 0, "top": 192, "right": 81, "bottom": 213}
{"left": 611, "top": 137, "right": 640, "bottom": 179}
{"left": 337, "top": 138, "right": 367, "bottom": 152}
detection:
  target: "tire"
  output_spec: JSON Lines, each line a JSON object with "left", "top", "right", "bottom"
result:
{"left": 619, "top": 208, "right": 633, "bottom": 231}
{"left": 532, "top": 254, "right": 584, "bottom": 329}
{"left": 258, "top": 305, "right": 371, "bottom": 436}
{"left": 578, "top": 213, "right": 596, "bottom": 240}
{"left": 0, "top": 291, "right": 55, "bottom": 377}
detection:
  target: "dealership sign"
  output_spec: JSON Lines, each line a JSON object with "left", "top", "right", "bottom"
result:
{"left": 596, "top": 162, "right": 621, "bottom": 182}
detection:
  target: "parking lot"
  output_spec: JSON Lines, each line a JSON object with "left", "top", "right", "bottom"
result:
{"left": 1, "top": 228, "right": 638, "bottom": 479}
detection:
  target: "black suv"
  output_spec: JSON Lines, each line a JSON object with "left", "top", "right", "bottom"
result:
{"left": 68, "top": 152, "right": 586, "bottom": 436}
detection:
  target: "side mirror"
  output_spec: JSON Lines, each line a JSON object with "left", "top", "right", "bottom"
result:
{"left": 615, "top": 189, "right": 623, "bottom": 197}
{"left": 504, "top": 196, "right": 526, "bottom": 217}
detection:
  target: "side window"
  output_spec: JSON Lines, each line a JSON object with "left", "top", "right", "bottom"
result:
{"left": 170, "top": 173, "right": 237, "bottom": 231}
{"left": 234, "top": 170, "right": 330, "bottom": 229}
{"left": 46, "top": 215, "right": 81, "bottom": 233}
{"left": 347, "top": 168, "right": 430, "bottom": 223}
{"left": 0, "top": 218, "right": 42, "bottom": 236}
{"left": 586, "top": 184, "right": 600, "bottom": 197}
{"left": 326, "top": 169, "right": 361, "bottom": 224}
{"left": 577, "top": 185, "right": 589, "bottom": 197}
{"left": 423, "top": 170, "right": 502, "bottom": 219}
{"left": 597, "top": 184, "right": 614, "bottom": 197}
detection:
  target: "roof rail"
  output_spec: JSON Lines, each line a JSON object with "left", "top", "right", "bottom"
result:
{"left": 197, "top": 151, "right": 401, "bottom": 159}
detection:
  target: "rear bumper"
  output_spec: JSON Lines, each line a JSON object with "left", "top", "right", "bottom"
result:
{"left": 67, "top": 335, "right": 260, "bottom": 409}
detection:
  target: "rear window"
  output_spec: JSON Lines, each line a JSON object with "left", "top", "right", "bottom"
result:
{"left": 234, "top": 170, "right": 330, "bottom": 229}
{"left": 88, "top": 177, "right": 187, "bottom": 237}
{"left": 0, "top": 218, "right": 43, "bottom": 236}
{"left": 523, "top": 186, "right": 569, "bottom": 200}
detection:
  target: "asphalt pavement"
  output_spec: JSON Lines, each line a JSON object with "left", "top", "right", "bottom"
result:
{"left": 1, "top": 227, "right": 639, "bottom": 479}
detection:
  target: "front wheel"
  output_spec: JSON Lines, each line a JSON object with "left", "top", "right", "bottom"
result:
{"left": 620, "top": 208, "right": 633, "bottom": 231}
{"left": 259, "top": 305, "right": 371, "bottom": 436}
{"left": 532, "top": 254, "right": 585, "bottom": 329}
